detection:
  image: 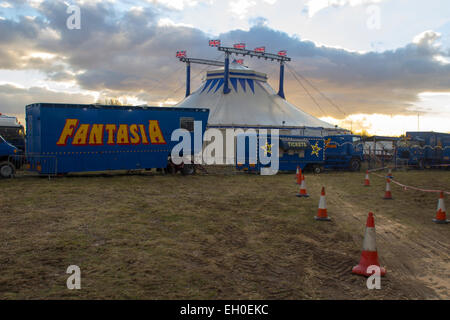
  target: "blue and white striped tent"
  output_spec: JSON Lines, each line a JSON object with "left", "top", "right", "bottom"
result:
{"left": 176, "top": 61, "right": 344, "bottom": 136}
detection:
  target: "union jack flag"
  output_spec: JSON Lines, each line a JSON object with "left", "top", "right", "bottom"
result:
{"left": 176, "top": 50, "right": 186, "bottom": 58}
{"left": 254, "top": 46, "right": 265, "bottom": 53}
{"left": 209, "top": 40, "right": 221, "bottom": 47}
{"left": 233, "top": 43, "right": 246, "bottom": 49}
{"left": 235, "top": 59, "right": 244, "bottom": 64}
{"left": 278, "top": 50, "right": 287, "bottom": 56}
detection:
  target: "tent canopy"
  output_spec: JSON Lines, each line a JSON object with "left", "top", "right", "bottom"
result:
{"left": 176, "top": 61, "right": 339, "bottom": 130}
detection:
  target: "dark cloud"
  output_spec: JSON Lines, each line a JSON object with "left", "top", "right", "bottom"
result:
{"left": 1, "top": 0, "right": 450, "bottom": 119}
{"left": 0, "top": 84, "right": 95, "bottom": 114}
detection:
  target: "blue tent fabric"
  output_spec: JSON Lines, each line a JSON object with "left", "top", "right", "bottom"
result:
{"left": 201, "top": 79, "right": 213, "bottom": 94}
{"left": 207, "top": 79, "right": 219, "bottom": 93}
{"left": 247, "top": 79, "right": 255, "bottom": 93}
{"left": 239, "top": 78, "right": 246, "bottom": 92}
{"left": 214, "top": 78, "right": 224, "bottom": 93}
{"left": 230, "top": 78, "right": 238, "bottom": 92}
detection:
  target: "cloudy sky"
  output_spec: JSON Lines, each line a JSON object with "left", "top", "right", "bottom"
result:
{"left": 1, "top": 0, "right": 450, "bottom": 135}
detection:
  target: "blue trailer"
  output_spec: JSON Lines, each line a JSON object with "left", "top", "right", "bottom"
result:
{"left": 235, "top": 134, "right": 325, "bottom": 173}
{"left": 396, "top": 131, "right": 450, "bottom": 168}
{"left": 235, "top": 134, "right": 363, "bottom": 174}
{"left": 0, "top": 103, "right": 209, "bottom": 177}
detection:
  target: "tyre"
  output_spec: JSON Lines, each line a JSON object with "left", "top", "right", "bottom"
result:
{"left": 313, "top": 165, "right": 323, "bottom": 174}
{"left": 0, "top": 161, "right": 15, "bottom": 178}
{"left": 181, "top": 164, "right": 195, "bottom": 175}
{"left": 165, "top": 164, "right": 176, "bottom": 174}
{"left": 349, "top": 158, "right": 361, "bottom": 172}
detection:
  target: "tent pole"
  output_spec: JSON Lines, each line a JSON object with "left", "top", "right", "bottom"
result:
{"left": 223, "top": 52, "right": 231, "bottom": 94}
{"left": 277, "top": 61, "right": 285, "bottom": 99}
{"left": 185, "top": 62, "right": 191, "bottom": 97}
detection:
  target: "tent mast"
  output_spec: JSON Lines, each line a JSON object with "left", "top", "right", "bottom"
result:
{"left": 176, "top": 56, "right": 225, "bottom": 98}
{"left": 217, "top": 45, "right": 290, "bottom": 99}
{"left": 223, "top": 52, "right": 231, "bottom": 94}
{"left": 186, "top": 62, "right": 191, "bottom": 97}
{"left": 278, "top": 61, "right": 285, "bottom": 99}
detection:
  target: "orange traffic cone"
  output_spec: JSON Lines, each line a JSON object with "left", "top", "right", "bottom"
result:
{"left": 433, "top": 192, "right": 449, "bottom": 224}
{"left": 296, "top": 166, "right": 302, "bottom": 185}
{"left": 352, "top": 212, "right": 386, "bottom": 277}
{"left": 364, "top": 170, "right": 370, "bottom": 187}
{"left": 315, "top": 187, "right": 331, "bottom": 221}
{"left": 296, "top": 174, "right": 309, "bottom": 197}
{"left": 383, "top": 179, "right": 393, "bottom": 200}
{"left": 387, "top": 168, "right": 394, "bottom": 179}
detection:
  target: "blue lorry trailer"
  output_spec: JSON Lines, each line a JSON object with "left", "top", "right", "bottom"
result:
{"left": 235, "top": 134, "right": 326, "bottom": 173}
{"left": 0, "top": 103, "right": 209, "bottom": 177}
{"left": 396, "top": 131, "right": 450, "bottom": 168}
{"left": 235, "top": 134, "right": 363, "bottom": 173}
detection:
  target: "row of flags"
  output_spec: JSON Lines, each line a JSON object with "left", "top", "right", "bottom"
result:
{"left": 176, "top": 42, "right": 288, "bottom": 58}
{"left": 176, "top": 50, "right": 186, "bottom": 58}
{"left": 209, "top": 40, "right": 287, "bottom": 56}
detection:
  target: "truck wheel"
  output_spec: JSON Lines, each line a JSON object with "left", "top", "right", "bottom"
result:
{"left": 313, "top": 165, "right": 323, "bottom": 174}
{"left": 181, "top": 164, "right": 195, "bottom": 175}
{"left": 165, "top": 164, "right": 176, "bottom": 174}
{"left": 0, "top": 161, "right": 15, "bottom": 178}
{"left": 349, "top": 158, "right": 361, "bottom": 172}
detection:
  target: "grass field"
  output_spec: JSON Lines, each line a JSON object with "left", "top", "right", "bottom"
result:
{"left": 0, "top": 168, "right": 449, "bottom": 299}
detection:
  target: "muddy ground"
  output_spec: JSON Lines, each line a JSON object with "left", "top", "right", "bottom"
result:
{"left": 0, "top": 168, "right": 448, "bottom": 299}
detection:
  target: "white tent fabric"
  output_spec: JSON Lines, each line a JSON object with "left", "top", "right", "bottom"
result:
{"left": 175, "top": 62, "right": 341, "bottom": 133}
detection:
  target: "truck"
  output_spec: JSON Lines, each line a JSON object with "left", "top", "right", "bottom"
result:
{"left": 0, "top": 113, "right": 26, "bottom": 151}
{"left": 235, "top": 134, "right": 325, "bottom": 173}
{"left": 0, "top": 134, "right": 21, "bottom": 178}
{"left": 235, "top": 134, "right": 363, "bottom": 174}
{"left": 396, "top": 131, "right": 450, "bottom": 168}
{"left": 0, "top": 103, "right": 209, "bottom": 178}
{"left": 323, "top": 135, "right": 364, "bottom": 171}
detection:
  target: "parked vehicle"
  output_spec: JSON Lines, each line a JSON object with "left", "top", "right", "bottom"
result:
{"left": 0, "top": 113, "right": 25, "bottom": 151}
{"left": 396, "top": 131, "right": 450, "bottom": 168}
{"left": 235, "top": 134, "right": 363, "bottom": 174}
{"left": 0, "top": 134, "right": 21, "bottom": 178}
{"left": 323, "top": 135, "right": 364, "bottom": 171}
{"left": 0, "top": 103, "right": 209, "bottom": 177}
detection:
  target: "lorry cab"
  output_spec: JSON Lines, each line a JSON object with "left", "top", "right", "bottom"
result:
{"left": 0, "top": 114, "right": 25, "bottom": 151}
{"left": 324, "top": 135, "right": 364, "bottom": 171}
{"left": 0, "top": 134, "right": 20, "bottom": 178}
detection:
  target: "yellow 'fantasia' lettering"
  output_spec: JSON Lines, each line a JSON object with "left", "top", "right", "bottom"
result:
{"left": 117, "top": 124, "right": 130, "bottom": 145}
{"left": 148, "top": 120, "right": 166, "bottom": 145}
{"left": 56, "top": 119, "right": 79, "bottom": 146}
{"left": 56, "top": 120, "right": 168, "bottom": 146}
{"left": 129, "top": 124, "right": 141, "bottom": 145}
{"left": 72, "top": 124, "right": 90, "bottom": 145}
{"left": 139, "top": 124, "right": 149, "bottom": 144}
{"left": 89, "top": 124, "right": 104, "bottom": 145}
{"left": 105, "top": 124, "right": 117, "bottom": 145}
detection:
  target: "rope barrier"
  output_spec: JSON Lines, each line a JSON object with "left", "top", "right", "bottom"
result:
{"left": 367, "top": 168, "right": 450, "bottom": 195}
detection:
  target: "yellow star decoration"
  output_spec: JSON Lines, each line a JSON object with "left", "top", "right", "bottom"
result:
{"left": 261, "top": 143, "right": 272, "bottom": 155}
{"left": 311, "top": 141, "right": 321, "bottom": 157}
